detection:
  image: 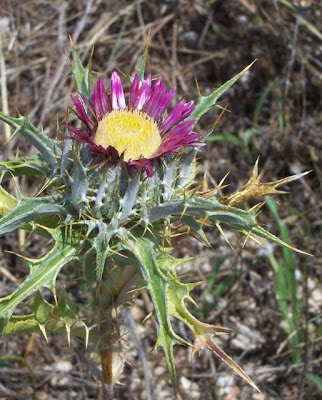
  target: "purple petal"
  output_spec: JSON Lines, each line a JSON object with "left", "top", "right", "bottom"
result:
{"left": 154, "top": 87, "right": 176, "bottom": 120}
{"left": 110, "top": 71, "right": 126, "bottom": 110}
{"left": 67, "top": 126, "right": 119, "bottom": 156}
{"left": 71, "top": 95, "right": 94, "bottom": 130}
{"left": 129, "top": 74, "right": 152, "bottom": 110}
{"left": 160, "top": 100, "right": 195, "bottom": 134}
{"left": 152, "top": 120, "right": 202, "bottom": 156}
{"left": 67, "top": 126, "right": 94, "bottom": 142}
{"left": 93, "top": 77, "right": 109, "bottom": 120}
{"left": 144, "top": 78, "right": 176, "bottom": 120}
{"left": 128, "top": 159, "right": 154, "bottom": 177}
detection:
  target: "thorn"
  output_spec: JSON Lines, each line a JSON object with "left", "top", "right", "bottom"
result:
{"left": 211, "top": 103, "right": 230, "bottom": 131}
{"left": 203, "top": 171, "right": 208, "bottom": 192}
{"left": 212, "top": 325, "right": 233, "bottom": 335}
{"left": 187, "top": 296, "right": 198, "bottom": 307}
{"left": 39, "top": 324, "right": 48, "bottom": 342}
{"left": 253, "top": 156, "right": 260, "bottom": 177}
{"left": 218, "top": 171, "right": 230, "bottom": 188}
{"left": 242, "top": 229, "right": 253, "bottom": 249}
{"left": 250, "top": 201, "right": 266, "bottom": 213}
{"left": 69, "top": 35, "right": 75, "bottom": 50}
{"left": 187, "top": 281, "right": 205, "bottom": 291}
{"left": 88, "top": 46, "right": 94, "bottom": 70}
{"left": 206, "top": 338, "right": 261, "bottom": 392}
{"left": 215, "top": 222, "right": 233, "bottom": 249}
{"left": 4, "top": 250, "right": 34, "bottom": 263}
{"left": 145, "top": 27, "right": 151, "bottom": 53}
{"left": 180, "top": 202, "right": 188, "bottom": 221}
{"left": 66, "top": 325, "right": 71, "bottom": 347}
{"left": 195, "top": 77, "right": 201, "bottom": 99}
{"left": 84, "top": 323, "right": 89, "bottom": 349}
{"left": 245, "top": 232, "right": 264, "bottom": 247}
{"left": 142, "top": 312, "right": 153, "bottom": 324}
{"left": 53, "top": 287, "right": 58, "bottom": 307}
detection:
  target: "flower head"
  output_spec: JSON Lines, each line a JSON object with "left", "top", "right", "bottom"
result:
{"left": 68, "top": 72, "right": 202, "bottom": 176}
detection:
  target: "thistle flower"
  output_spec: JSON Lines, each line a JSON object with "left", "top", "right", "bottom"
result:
{"left": 0, "top": 48, "right": 308, "bottom": 395}
{"left": 68, "top": 72, "right": 202, "bottom": 176}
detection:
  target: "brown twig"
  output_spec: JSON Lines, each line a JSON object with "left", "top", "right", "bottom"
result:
{"left": 123, "top": 309, "right": 159, "bottom": 400}
{"left": 38, "top": 0, "right": 94, "bottom": 124}
{"left": 0, "top": 35, "right": 11, "bottom": 143}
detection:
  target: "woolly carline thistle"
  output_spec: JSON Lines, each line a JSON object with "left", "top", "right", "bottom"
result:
{"left": 0, "top": 47, "right": 309, "bottom": 396}
{"left": 68, "top": 72, "right": 202, "bottom": 176}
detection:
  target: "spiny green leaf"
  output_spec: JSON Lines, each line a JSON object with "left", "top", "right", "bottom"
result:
{"left": 71, "top": 157, "right": 88, "bottom": 209}
{"left": 165, "top": 271, "right": 260, "bottom": 391}
{"left": 1, "top": 295, "right": 92, "bottom": 342}
{"left": 118, "top": 172, "right": 141, "bottom": 223}
{"left": 176, "top": 149, "right": 197, "bottom": 189}
{"left": 189, "top": 61, "right": 255, "bottom": 127}
{"left": 32, "top": 293, "right": 53, "bottom": 325}
{"left": 149, "top": 196, "right": 309, "bottom": 255}
{"left": 57, "top": 291, "right": 78, "bottom": 327}
{"left": 70, "top": 46, "right": 93, "bottom": 99}
{"left": 149, "top": 197, "right": 253, "bottom": 226}
{"left": 0, "top": 154, "right": 50, "bottom": 181}
{"left": 0, "top": 314, "right": 40, "bottom": 336}
{"left": 0, "top": 196, "right": 65, "bottom": 236}
{"left": 0, "top": 186, "right": 17, "bottom": 217}
{"left": 0, "top": 228, "right": 80, "bottom": 320}
{"left": 0, "top": 313, "right": 90, "bottom": 339}
{"left": 0, "top": 113, "right": 61, "bottom": 167}
{"left": 181, "top": 215, "right": 210, "bottom": 246}
{"left": 125, "top": 237, "right": 185, "bottom": 389}
{"left": 156, "top": 252, "right": 191, "bottom": 274}
{"left": 93, "top": 220, "right": 115, "bottom": 282}
{"left": 250, "top": 224, "right": 311, "bottom": 256}
{"left": 137, "top": 34, "right": 149, "bottom": 81}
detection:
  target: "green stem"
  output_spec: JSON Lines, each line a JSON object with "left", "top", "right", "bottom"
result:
{"left": 95, "top": 263, "right": 141, "bottom": 388}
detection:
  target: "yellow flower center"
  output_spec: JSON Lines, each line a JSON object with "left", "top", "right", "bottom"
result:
{"left": 94, "top": 110, "right": 162, "bottom": 161}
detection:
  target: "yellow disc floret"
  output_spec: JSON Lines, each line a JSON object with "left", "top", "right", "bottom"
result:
{"left": 94, "top": 110, "right": 162, "bottom": 161}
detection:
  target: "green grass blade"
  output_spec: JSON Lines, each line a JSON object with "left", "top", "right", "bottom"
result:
{"left": 253, "top": 81, "right": 275, "bottom": 125}
{"left": 266, "top": 197, "right": 302, "bottom": 362}
{"left": 306, "top": 374, "right": 322, "bottom": 392}
{"left": 108, "top": 7, "right": 133, "bottom": 65}
{"left": 277, "top": 0, "right": 322, "bottom": 40}
{"left": 0, "top": 355, "right": 37, "bottom": 399}
{"left": 206, "top": 133, "right": 243, "bottom": 147}
{"left": 267, "top": 198, "right": 299, "bottom": 316}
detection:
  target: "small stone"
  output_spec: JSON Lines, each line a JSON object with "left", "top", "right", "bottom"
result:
{"left": 155, "top": 365, "right": 166, "bottom": 376}
{"left": 184, "top": 31, "right": 200, "bottom": 48}
{"left": 54, "top": 360, "right": 73, "bottom": 372}
{"left": 180, "top": 376, "right": 200, "bottom": 399}
{"left": 216, "top": 375, "right": 235, "bottom": 397}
